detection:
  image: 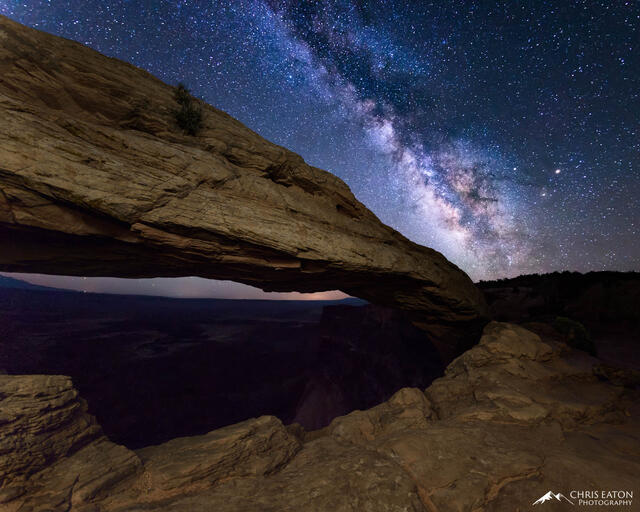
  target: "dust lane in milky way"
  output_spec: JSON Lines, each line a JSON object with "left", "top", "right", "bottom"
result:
{"left": 0, "top": 1, "right": 637, "bottom": 298}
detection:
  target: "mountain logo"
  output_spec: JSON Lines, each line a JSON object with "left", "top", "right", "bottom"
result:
{"left": 532, "top": 491, "right": 575, "bottom": 506}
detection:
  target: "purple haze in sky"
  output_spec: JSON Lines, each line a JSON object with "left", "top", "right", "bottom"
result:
{"left": 1, "top": 273, "right": 348, "bottom": 300}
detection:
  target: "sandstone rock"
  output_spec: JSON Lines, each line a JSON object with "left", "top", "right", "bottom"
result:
{"left": 308, "top": 322, "right": 639, "bottom": 512}
{"left": 118, "top": 437, "right": 426, "bottom": 512}
{"left": 0, "top": 19, "right": 636, "bottom": 509}
{"left": 135, "top": 415, "right": 301, "bottom": 495}
{"left": 424, "top": 322, "right": 628, "bottom": 429}
{"left": 0, "top": 375, "right": 102, "bottom": 484}
{"left": 383, "top": 323, "right": 638, "bottom": 511}
{"left": 479, "top": 271, "right": 640, "bottom": 371}
{"left": 0, "top": 375, "right": 141, "bottom": 512}
{"left": 14, "top": 438, "right": 141, "bottom": 512}
{"left": 1, "top": 322, "right": 638, "bottom": 511}
{"left": 0, "top": 15, "right": 487, "bottom": 346}
{"left": 318, "top": 387, "right": 433, "bottom": 444}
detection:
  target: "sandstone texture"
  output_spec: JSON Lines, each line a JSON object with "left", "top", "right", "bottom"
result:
{"left": 0, "top": 15, "right": 487, "bottom": 345}
{"left": 479, "top": 271, "right": 640, "bottom": 370}
{"left": 0, "top": 375, "right": 141, "bottom": 511}
{"left": 2, "top": 322, "right": 638, "bottom": 511}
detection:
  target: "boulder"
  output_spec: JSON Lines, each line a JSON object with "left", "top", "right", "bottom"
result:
{"left": 0, "top": 375, "right": 141, "bottom": 511}
{"left": 319, "top": 322, "right": 640, "bottom": 512}
{"left": 136, "top": 416, "right": 301, "bottom": 495}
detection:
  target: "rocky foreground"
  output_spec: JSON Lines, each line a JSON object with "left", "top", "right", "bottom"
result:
{"left": 2, "top": 322, "right": 638, "bottom": 511}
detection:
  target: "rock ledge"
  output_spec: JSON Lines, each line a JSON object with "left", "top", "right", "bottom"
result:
{"left": 2, "top": 322, "right": 638, "bottom": 511}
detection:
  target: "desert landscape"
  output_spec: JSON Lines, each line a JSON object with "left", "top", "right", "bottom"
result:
{"left": 0, "top": 7, "right": 638, "bottom": 512}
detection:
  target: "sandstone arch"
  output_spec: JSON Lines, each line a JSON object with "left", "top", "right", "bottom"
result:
{"left": 0, "top": 16, "right": 487, "bottom": 348}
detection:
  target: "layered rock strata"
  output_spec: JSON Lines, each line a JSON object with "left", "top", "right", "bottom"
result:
{"left": 0, "top": 15, "right": 487, "bottom": 346}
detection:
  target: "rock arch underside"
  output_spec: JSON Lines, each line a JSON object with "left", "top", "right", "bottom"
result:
{"left": 0, "top": 16, "right": 638, "bottom": 512}
{"left": 0, "top": 15, "right": 487, "bottom": 349}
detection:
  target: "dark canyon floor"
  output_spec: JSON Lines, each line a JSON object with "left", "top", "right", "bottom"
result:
{"left": 0, "top": 276, "right": 443, "bottom": 448}
{"left": 1, "top": 271, "right": 637, "bottom": 455}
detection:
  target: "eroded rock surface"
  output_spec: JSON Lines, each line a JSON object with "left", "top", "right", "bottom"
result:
{"left": 0, "top": 375, "right": 141, "bottom": 511}
{"left": 479, "top": 271, "right": 640, "bottom": 370}
{"left": 2, "top": 322, "right": 638, "bottom": 511}
{"left": 0, "top": 15, "right": 486, "bottom": 345}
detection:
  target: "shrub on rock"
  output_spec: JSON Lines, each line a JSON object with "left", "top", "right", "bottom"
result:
{"left": 553, "top": 316, "right": 597, "bottom": 356}
{"left": 172, "top": 83, "right": 203, "bottom": 135}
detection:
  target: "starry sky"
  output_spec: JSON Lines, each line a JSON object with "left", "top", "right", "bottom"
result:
{"left": 1, "top": 1, "right": 638, "bottom": 298}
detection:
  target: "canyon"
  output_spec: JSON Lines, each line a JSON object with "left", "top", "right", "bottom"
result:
{"left": 0, "top": 16, "right": 638, "bottom": 511}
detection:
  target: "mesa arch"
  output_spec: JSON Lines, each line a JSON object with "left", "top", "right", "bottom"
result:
{"left": 0, "top": 15, "right": 487, "bottom": 347}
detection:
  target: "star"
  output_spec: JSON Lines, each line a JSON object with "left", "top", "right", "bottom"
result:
{"left": 0, "top": 0, "right": 636, "bottom": 292}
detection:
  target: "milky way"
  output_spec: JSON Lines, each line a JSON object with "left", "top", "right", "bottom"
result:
{"left": 1, "top": 1, "right": 638, "bottom": 289}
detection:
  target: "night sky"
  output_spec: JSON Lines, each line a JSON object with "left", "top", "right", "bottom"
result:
{"left": 1, "top": 1, "right": 638, "bottom": 298}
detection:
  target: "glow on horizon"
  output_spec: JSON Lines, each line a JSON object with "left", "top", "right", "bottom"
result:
{"left": 1, "top": 273, "right": 350, "bottom": 301}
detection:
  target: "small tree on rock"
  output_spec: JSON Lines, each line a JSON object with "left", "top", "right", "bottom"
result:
{"left": 172, "top": 83, "right": 203, "bottom": 136}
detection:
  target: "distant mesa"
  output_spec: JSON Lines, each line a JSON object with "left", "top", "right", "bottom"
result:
{"left": 0, "top": 15, "right": 487, "bottom": 349}
{"left": 0, "top": 274, "right": 60, "bottom": 292}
